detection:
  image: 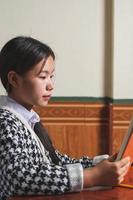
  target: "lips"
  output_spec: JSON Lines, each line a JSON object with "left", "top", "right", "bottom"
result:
{"left": 43, "top": 95, "right": 51, "bottom": 100}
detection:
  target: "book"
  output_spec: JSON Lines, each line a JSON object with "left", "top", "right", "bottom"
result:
{"left": 116, "top": 117, "right": 133, "bottom": 188}
{"left": 116, "top": 117, "right": 133, "bottom": 163}
{"left": 85, "top": 120, "right": 133, "bottom": 191}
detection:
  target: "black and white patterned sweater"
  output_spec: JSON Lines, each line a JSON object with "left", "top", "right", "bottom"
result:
{"left": 0, "top": 106, "right": 94, "bottom": 200}
{"left": 0, "top": 105, "right": 109, "bottom": 200}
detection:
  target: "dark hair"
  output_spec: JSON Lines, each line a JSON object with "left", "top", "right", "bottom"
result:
{"left": 0, "top": 36, "right": 55, "bottom": 92}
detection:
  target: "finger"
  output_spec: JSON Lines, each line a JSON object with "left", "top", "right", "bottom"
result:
{"left": 108, "top": 153, "right": 118, "bottom": 162}
{"left": 119, "top": 162, "right": 130, "bottom": 177}
{"left": 118, "top": 176, "right": 124, "bottom": 184}
{"left": 118, "top": 167, "right": 130, "bottom": 184}
{"left": 118, "top": 157, "right": 131, "bottom": 167}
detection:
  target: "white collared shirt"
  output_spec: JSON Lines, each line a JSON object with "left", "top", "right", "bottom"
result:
{"left": 0, "top": 95, "right": 40, "bottom": 129}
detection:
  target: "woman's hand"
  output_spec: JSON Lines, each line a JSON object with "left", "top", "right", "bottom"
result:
{"left": 83, "top": 157, "right": 131, "bottom": 188}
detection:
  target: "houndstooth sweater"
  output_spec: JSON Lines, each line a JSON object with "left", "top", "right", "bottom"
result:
{"left": 0, "top": 99, "right": 109, "bottom": 200}
{"left": 0, "top": 105, "right": 94, "bottom": 200}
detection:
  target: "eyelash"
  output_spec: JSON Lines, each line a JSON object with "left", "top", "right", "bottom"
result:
{"left": 40, "top": 75, "right": 54, "bottom": 80}
{"left": 40, "top": 76, "right": 46, "bottom": 79}
{"left": 50, "top": 75, "right": 54, "bottom": 79}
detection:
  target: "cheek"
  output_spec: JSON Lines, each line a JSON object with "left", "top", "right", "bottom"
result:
{"left": 22, "top": 79, "right": 47, "bottom": 97}
{"left": 32, "top": 81, "right": 47, "bottom": 95}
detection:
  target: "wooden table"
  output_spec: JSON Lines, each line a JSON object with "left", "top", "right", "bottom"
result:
{"left": 7, "top": 187, "right": 133, "bottom": 200}
{"left": 8, "top": 168, "right": 133, "bottom": 200}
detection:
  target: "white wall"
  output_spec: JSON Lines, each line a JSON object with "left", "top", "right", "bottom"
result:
{"left": 0, "top": 0, "right": 105, "bottom": 96}
{"left": 113, "top": 0, "right": 133, "bottom": 98}
{"left": 0, "top": 0, "right": 133, "bottom": 99}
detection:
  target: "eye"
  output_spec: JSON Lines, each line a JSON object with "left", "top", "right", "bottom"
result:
{"left": 40, "top": 76, "right": 46, "bottom": 79}
{"left": 50, "top": 74, "right": 55, "bottom": 81}
{"left": 50, "top": 75, "right": 54, "bottom": 79}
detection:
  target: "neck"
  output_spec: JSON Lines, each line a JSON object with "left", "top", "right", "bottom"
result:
{"left": 8, "top": 93, "right": 33, "bottom": 111}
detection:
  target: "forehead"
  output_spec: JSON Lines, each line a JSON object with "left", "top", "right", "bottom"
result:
{"left": 32, "top": 56, "right": 55, "bottom": 74}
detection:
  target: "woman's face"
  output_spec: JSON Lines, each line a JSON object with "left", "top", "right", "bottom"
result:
{"left": 9, "top": 56, "right": 55, "bottom": 110}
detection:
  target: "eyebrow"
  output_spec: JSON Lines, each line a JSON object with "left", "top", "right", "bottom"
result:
{"left": 39, "top": 69, "right": 55, "bottom": 74}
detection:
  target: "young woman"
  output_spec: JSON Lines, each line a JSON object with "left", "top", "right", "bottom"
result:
{"left": 0, "top": 36, "right": 130, "bottom": 200}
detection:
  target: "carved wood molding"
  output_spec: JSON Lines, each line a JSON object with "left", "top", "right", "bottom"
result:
{"left": 34, "top": 103, "right": 109, "bottom": 125}
{"left": 34, "top": 102, "right": 133, "bottom": 156}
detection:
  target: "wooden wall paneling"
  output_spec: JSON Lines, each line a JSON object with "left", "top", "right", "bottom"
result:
{"left": 46, "top": 124, "right": 109, "bottom": 158}
{"left": 34, "top": 102, "right": 110, "bottom": 158}
{"left": 108, "top": 103, "right": 113, "bottom": 154}
{"left": 84, "top": 103, "right": 109, "bottom": 157}
{"left": 44, "top": 125, "right": 69, "bottom": 155}
{"left": 111, "top": 105, "right": 133, "bottom": 154}
{"left": 35, "top": 102, "right": 133, "bottom": 158}
{"left": 62, "top": 125, "right": 86, "bottom": 158}
{"left": 36, "top": 103, "right": 87, "bottom": 158}
{"left": 84, "top": 125, "right": 109, "bottom": 157}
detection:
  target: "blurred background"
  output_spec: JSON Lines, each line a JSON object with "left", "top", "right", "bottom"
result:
{"left": 0, "top": 0, "right": 133, "bottom": 157}
{"left": 0, "top": 0, "right": 133, "bottom": 99}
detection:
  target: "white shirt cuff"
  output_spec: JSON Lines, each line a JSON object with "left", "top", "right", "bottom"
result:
{"left": 65, "top": 163, "right": 83, "bottom": 192}
{"left": 92, "top": 154, "right": 109, "bottom": 166}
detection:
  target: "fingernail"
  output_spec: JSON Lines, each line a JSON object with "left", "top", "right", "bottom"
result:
{"left": 126, "top": 157, "right": 130, "bottom": 161}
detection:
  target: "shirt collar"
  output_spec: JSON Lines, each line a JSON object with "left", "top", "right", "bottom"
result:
{"left": 0, "top": 95, "right": 40, "bottom": 128}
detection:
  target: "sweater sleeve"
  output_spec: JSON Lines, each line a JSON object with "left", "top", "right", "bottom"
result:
{"left": 55, "top": 150, "right": 93, "bottom": 168}
{"left": 0, "top": 118, "right": 83, "bottom": 199}
{"left": 55, "top": 150, "right": 109, "bottom": 168}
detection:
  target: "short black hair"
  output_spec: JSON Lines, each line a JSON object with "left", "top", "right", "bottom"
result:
{"left": 0, "top": 36, "right": 55, "bottom": 92}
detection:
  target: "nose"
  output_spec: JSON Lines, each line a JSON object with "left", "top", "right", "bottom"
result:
{"left": 46, "top": 78, "right": 54, "bottom": 91}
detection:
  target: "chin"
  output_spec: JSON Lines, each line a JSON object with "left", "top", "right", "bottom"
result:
{"left": 39, "top": 100, "right": 49, "bottom": 107}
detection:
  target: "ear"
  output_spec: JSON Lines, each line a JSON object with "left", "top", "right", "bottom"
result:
{"left": 7, "top": 71, "right": 21, "bottom": 88}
